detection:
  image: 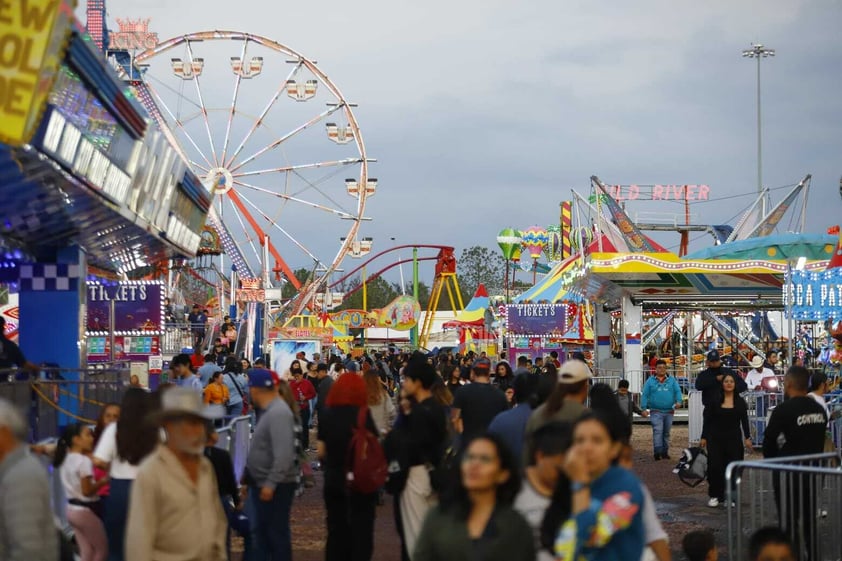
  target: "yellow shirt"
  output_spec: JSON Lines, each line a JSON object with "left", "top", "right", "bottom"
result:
{"left": 126, "top": 445, "right": 227, "bottom": 561}
{"left": 204, "top": 383, "right": 229, "bottom": 405}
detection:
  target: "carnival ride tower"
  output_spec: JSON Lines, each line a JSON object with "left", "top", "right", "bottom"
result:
{"left": 85, "top": 0, "right": 108, "bottom": 52}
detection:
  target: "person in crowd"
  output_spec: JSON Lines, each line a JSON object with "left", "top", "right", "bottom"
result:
{"left": 222, "top": 356, "right": 250, "bottom": 417}
{"left": 55, "top": 424, "right": 109, "bottom": 561}
{"left": 204, "top": 371, "right": 230, "bottom": 406}
{"left": 315, "top": 363, "right": 335, "bottom": 423}
{"left": 525, "top": 360, "right": 591, "bottom": 446}
{"left": 199, "top": 354, "right": 223, "bottom": 387}
{"left": 493, "top": 361, "right": 515, "bottom": 392}
{"left": 277, "top": 379, "right": 311, "bottom": 488}
{"left": 305, "top": 362, "right": 320, "bottom": 423}
{"left": 533, "top": 356, "right": 545, "bottom": 375}
{"left": 513, "top": 355, "right": 532, "bottom": 377}
{"left": 93, "top": 388, "right": 159, "bottom": 561}
{"left": 514, "top": 422, "right": 572, "bottom": 561}
{"left": 549, "top": 351, "right": 561, "bottom": 368}
{"left": 221, "top": 315, "right": 237, "bottom": 353}
{"left": 171, "top": 353, "right": 202, "bottom": 392}
{"left": 488, "top": 373, "right": 539, "bottom": 462}
{"left": 190, "top": 346, "right": 205, "bottom": 371}
{"left": 187, "top": 304, "right": 207, "bottom": 350}
{"left": 400, "top": 353, "right": 449, "bottom": 559}
{"left": 807, "top": 371, "right": 830, "bottom": 421}
{"left": 289, "top": 363, "right": 316, "bottom": 451}
{"left": 364, "top": 370, "right": 396, "bottom": 436}
{"left": 0, "top": 397, "right": 58, "bottom": 561}
{"left": 749, "top": 527, "right": 795, "bottom": 561}
{"left": 616, "top": 443, "right": 669, "bottom": 561}
{"left": 745, "top": 356, "right": 774, "bottom": 390}
{"left": 699, "top": 372, "right": 752, "bottom": 508}
{"left": 615, "top": 379, "right": 648, "bottom": 427}
{"left": 641, "top": 360, "right": 684, "bottom": 460}
{"left": 414, "top": 433, "right": 534, "bottom": 561}
{"left": 681, "top": 530, "right": 717, "bottom": 561}
{"left": 0, "top": 316, "right": 37, "bottom": 372}
{"left": 763, "top": 366, "right": 827, "bottom": 559}
{"left": 126, "top": 387, "right": 226, "bottom": 561}
{"left": 317, "top": 373, "right": 381, "bottom": 561}
{"left": 444, "top": 364, "right": 465, "bottom": 395}
{"left": 695, "top": 350, "right": 747, "bottom": 408}
{"left": 451, "top": 358, "right": 508, "bottom": 445}
{"left": 93, "top": 403, "right": 120, "bottom": 498}
{"left": 541, "top": 410, "right": 645, "bottom": 561}
{"left": 241, "top": 358, "right": 252, "bottom": 371}
{"left": 205, "top": 424, "right": 246, "bottom": 559}
{"left": 245, "top": 369, "right": 299, "bottom": 561}
{"left": 766, "top": 350, "right": 781, "bottom": 374}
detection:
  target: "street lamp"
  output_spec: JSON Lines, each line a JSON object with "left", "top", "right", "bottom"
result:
{"left": 742, "top": 42, "right": 775, "bottom": 216}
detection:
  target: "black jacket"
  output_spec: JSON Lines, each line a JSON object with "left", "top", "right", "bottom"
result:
{"left": 695, "top": 366, "right": 747, "bottom": 407}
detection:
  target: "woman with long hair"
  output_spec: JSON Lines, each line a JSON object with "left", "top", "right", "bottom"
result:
{"left": 541, "top": 411, "right": 645, "bottom": 561}
{"left": 317, "top": 373, "right": 381, "bottom": 561}
{"left": 56, "top": 423, "right": 110, "bottom": 561}
{"left": 493, "top": 361, "right": 515, "bottom": 392}
{"left": 93, "top": 388, "right": 159, "bottom": 561}
{"left": 364, "top": 370, "right": 395, "bottom": 436}
{"left": 92, "top": 403, "right": 120, "bottom": 500}
{"left": 414, "top": 433, "right": 534, "bottom": 561}
{"left": 699, "top": 372, "right": 751, "bottom": 508}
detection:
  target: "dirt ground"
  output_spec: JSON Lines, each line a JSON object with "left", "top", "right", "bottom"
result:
{"left": 237, "top": 424, "right": 743, "bottom": 560}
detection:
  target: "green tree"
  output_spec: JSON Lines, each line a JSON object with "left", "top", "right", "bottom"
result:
{"left": 458, "top": 246, "right": 505, "bottom": 298}
{"left": 336, "top": 276, "right": 397, "bottom": 311}
{"left": 282, "top": 267, "right": 315, "bottom": 299}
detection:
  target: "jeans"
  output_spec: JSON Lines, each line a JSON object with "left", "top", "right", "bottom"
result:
{"left": 228, "top": 402, "right": 244, "bottom": 417}
{"left": 103, "top": 478, "right": 132, "bottom": 561}
{"left": 249, "top": 483, "right": 296, "bottom": 561}
{"left": 300, "top": 408, "right": 310, "bottom": 450}
{"left": 650, "top": 410, "right": 674, "bottom": 456}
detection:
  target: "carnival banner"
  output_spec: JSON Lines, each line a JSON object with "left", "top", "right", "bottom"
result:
{"left": 506, "top": 304, "right": 569, "bottom": 336}
{"left": 787, "top": 269, "right": 842, "bottom": 320}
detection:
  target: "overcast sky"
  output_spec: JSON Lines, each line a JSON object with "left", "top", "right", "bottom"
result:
{"left": 90, "top": 0, "right": 842, "bottom": 277}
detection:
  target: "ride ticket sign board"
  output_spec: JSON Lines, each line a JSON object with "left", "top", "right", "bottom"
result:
{"left": 0, "top": 0, "right": 73, "bottom": 145}
{"left": 787, "top": 268, "right": 842, "bottom": 320}
{"left": 506, "top": 304, "right": 569, "bottom": 337}
{"left": 86, "top": 282, "right": 164, "bottom": 334}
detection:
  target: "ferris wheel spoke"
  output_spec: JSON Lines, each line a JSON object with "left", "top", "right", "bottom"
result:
{"left": 228, "top": 105, "right": 343, "bottom": 174}
{"left": 235, "top": 180, "right": 356, "bottom": 219}
{"left": 185, "top": 40, "right": 219, "bottom": 167}
{"left": 224, "top": 61, "right": 303, "bottom": 169}
{"left": 146, "top": 81, "right": 215, "bottom": 169}
{"left": 233, "top": 157, "right": 363, "bottom": 178}
{"left": 236, "top": 191, "right": 325, "bottom": 266}
{"left": 190, "top": 160, "right": 210, "bottom": 173}
{"left": 227, "top": 196, "right": 265, "bottom": 266}
{"left": 220, "top": 39, "right": 249, "bottom": 166}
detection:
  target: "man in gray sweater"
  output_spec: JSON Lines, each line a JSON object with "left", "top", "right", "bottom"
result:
{"left": 0, "top": 398, "right": 57, "bottom": 561}
{"left": 245, "top": 369, "right": 299, "bottom": 561}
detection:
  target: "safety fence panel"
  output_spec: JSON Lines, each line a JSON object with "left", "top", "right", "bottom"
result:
{"left": 744, "top": 391, "right": 784, "bottom": 446}
{"left": 727, "top": 453, "right": 842, "bottom": 561}
{"left": 687, "top": 390, "right": 703, "bottom": 443}
{"left": 591, "top": 376, "right": 623, "bottom": 390}
{"left": 214, "top": 415, "right": 251, "bottom": 481}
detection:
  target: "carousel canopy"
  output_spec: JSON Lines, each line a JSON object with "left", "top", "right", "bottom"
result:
{"left": 684, "top": 233, "right": 836, "bottom": 262}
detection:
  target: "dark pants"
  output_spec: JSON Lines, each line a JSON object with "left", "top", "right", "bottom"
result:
{"left": 300, "top": 408, "right": 311, "bottom": 450}
{"left": 324, "top": 485, "right": 377, "bottom": 561}
{"left": 774, "top": 473, "right": 817, "bottom": 561}
{"left": 250, "top": 483, "right": 296, "bottom": 561}
{"left": 707, "top": 431, "right": 744, "bottom": 499}
{"left": 103, "top": 478, "right": 132, "bottom": 561}
{"left": 393, "top": 493, "right": 410, "bottom": 561}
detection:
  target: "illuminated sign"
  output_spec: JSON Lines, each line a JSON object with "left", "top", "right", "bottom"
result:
{"left": 0, "top": 0, "right": 72, "bottom": 145}
{"left": 590, "top": 184, "right": 712, "bottom": 202}
{"left": 329, "top": 309, "right": 376, "bottom": 329}
{"left": 787, "top": 269, "right": 842, "bottom": 320}
{"left": 236, "top": 289, "right": 266, "bottom": 303}
{"left": 108, "top": 18, "right": 158, "bottom": 51}
{"left": 506, "top": 304, "right": 569, "bottom": 336}
{"left": 86, "top": 281, "right": 164, "bottom": 334}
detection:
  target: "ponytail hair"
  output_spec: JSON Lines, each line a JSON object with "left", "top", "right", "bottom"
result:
{"left": 53, "top": 423, "right": 84, "bottom": 468}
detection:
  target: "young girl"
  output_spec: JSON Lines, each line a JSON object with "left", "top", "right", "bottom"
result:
{"left": 55, "top": 423, "right": 110, "bottom": 561}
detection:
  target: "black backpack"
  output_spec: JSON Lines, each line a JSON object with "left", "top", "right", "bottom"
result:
{"left": 672, "top": 446, "right": 708, "bottom": 487}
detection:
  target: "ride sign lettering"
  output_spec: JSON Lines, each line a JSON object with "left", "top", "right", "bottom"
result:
{"left": 0, "top": 0, "right": 68, "bottom": 144}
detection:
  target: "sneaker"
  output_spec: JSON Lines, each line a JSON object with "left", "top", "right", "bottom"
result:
{"left": 707, "top": 497, "right": 719, "bottom": 508}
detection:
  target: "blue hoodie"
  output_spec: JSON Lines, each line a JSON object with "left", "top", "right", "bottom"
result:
{"left": 641, "top": 375, "right": 683, "bottom": 412}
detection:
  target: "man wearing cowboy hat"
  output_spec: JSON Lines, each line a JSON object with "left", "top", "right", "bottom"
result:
{"left": 126, "top": 387, "right": 227, "bottom": 561}
{"left": 746, "top": 355, "right": 774, "bottom": 391}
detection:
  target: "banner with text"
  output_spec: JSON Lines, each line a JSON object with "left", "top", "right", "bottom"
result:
{"left": 787, "top": 269, "right": 842, "bottom": 320}
{"left": 86, "top": 282, "right": 164, "bottom": 332}
{"left": 506, "top": 304, "right": 569, "bottom": 336}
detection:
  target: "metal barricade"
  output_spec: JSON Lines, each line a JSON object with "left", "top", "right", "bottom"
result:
{"left": 744, "top": 391, "right": 784, "bottom": 445}
{"left": 214, "top": 415, "right": 251, "bottom": 481}
{"left": 688, "top": 390, "right": 703, "bottom": 443}
{"left": 591, "top": 375, "right": 623, "bottom": 390}
{"left": 727, "top": 453, "right": 842, "bottom": 561}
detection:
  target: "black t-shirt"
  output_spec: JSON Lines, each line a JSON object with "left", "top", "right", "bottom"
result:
{"left": 204, "top": 446, "right": 239, "bottom": 506}
{"left": 0, "top": 336, "right": 25, "bottom": 369}
{"left": 762, "top": 396, "right": 827, "bottom": 458}
{"left": 452, "top": 383, "right": 509, "bottom": 442}
{"left": 318, "top": 405, "right": 378, "bottom": 490}
{"left": 408, "top": 397, "right": 448, "bottom": 466}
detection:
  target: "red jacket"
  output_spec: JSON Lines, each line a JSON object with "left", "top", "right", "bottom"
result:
{"left": 289, "top": 378, "right": 316, "bottom": 409}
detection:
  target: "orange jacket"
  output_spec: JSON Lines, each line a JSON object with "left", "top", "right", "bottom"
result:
{"left": 204, "top": 382, "right": 229, "bottom": 405}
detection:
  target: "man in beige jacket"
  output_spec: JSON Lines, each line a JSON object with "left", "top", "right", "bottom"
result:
{"left": 126, "top": 387, "right": 227, "bottom": 561}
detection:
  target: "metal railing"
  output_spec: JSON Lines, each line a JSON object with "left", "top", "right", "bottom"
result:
{"left": 727, "top": 452, "right": 842, "bottom": 561}
{"left": 215, "top": 415, "right": 251, "bottom": 481}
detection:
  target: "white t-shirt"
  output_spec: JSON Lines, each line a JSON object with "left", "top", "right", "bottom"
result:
{"left": 513, "top": 478, "right": 554, "bottom": 561}
{"left": 60, "top": 452, "right": 96, "bottom": 504}
{"left": 807, "top": 392, "right": 830, "bottom": 423}
{"left": 640, "top": 484, "right": 668, "bottom": 561}
{"left": 93, "top": 422, "right": 140, "bottom": 480}
{"left": 745, "top": 368, "right": 773, "bottom": 390}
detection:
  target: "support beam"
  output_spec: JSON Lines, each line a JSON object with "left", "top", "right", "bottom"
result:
{"left": 621, "top": 294, "right": 644, "bottom": 393}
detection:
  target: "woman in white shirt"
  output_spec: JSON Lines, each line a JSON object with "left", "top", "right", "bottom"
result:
{"left": 93, "top": 388, "right": 160, "bottom": 561}
{"left": 55, "top": 423, "right": 110, "bottom": 561}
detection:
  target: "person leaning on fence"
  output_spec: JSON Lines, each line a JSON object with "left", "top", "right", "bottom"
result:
{"left": 640, "top": 360, "right": 683, "bottom": 461}
{"left": 0, "top": 397, "right": 59, "bottom": 561}
{"left": 699, "top": 371, "right": 752, "bottom": 508}
{"left": 762, "top": 366, "right": 827, "bottom": 560}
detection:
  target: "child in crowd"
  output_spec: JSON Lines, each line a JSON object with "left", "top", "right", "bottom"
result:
{"left": 748, "top": 527, "right": 795, "bottom": 561}
{"left": 681, "top": 529, "right": 717, "bottom": 561}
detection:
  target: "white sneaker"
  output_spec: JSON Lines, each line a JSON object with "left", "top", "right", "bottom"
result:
{"left": 707, "top": 497, "right": 719, "bottom": 508}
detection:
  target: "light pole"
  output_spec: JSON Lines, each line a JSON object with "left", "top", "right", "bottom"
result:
{"left": 742, "top": 42, "right": 775, "bottom": 216}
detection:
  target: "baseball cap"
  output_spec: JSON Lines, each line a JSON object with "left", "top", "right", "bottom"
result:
{"left": 472, "top": 357, "right": 491, "bottom": 371}
{"left": 558, "top": 360, "right": 592, "bottom": 384}
{"left": 707, "top": 350, "right": 721, "bottom": 362}
{"left": 248, "top": 368, "right": 275, "bottom": 388}
{"left": 346, "top": 361, "right": 359, "bottom": 372}
{"left": 750, "top": 356, "right": 764, "bottom": 369}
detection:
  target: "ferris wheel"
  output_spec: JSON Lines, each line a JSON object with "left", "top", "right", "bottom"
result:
{"left": 132, "top": 31, "right": 375, "bottom": 311}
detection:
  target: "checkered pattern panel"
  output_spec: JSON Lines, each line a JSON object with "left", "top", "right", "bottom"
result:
{"left": 19, "top": 264, "right": 82, "bottom": 292}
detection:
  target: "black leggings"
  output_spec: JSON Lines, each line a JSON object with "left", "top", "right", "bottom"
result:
{"left": 707, "top": 431, "right": 744, "bottom": 500}
{"left": 324, "top": 485, "right": 377, "bottom": 561}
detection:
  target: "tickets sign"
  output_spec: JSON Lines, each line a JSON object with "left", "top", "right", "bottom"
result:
{"left": 0, "top": 0, "right": 72, "bottom": 145}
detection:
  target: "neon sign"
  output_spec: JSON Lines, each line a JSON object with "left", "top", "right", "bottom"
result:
{"left": 108, "top": 18, "right": 158, "bottom": 51}
{"left": 593, "top": 184, "right": 712, "bottom": 202}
